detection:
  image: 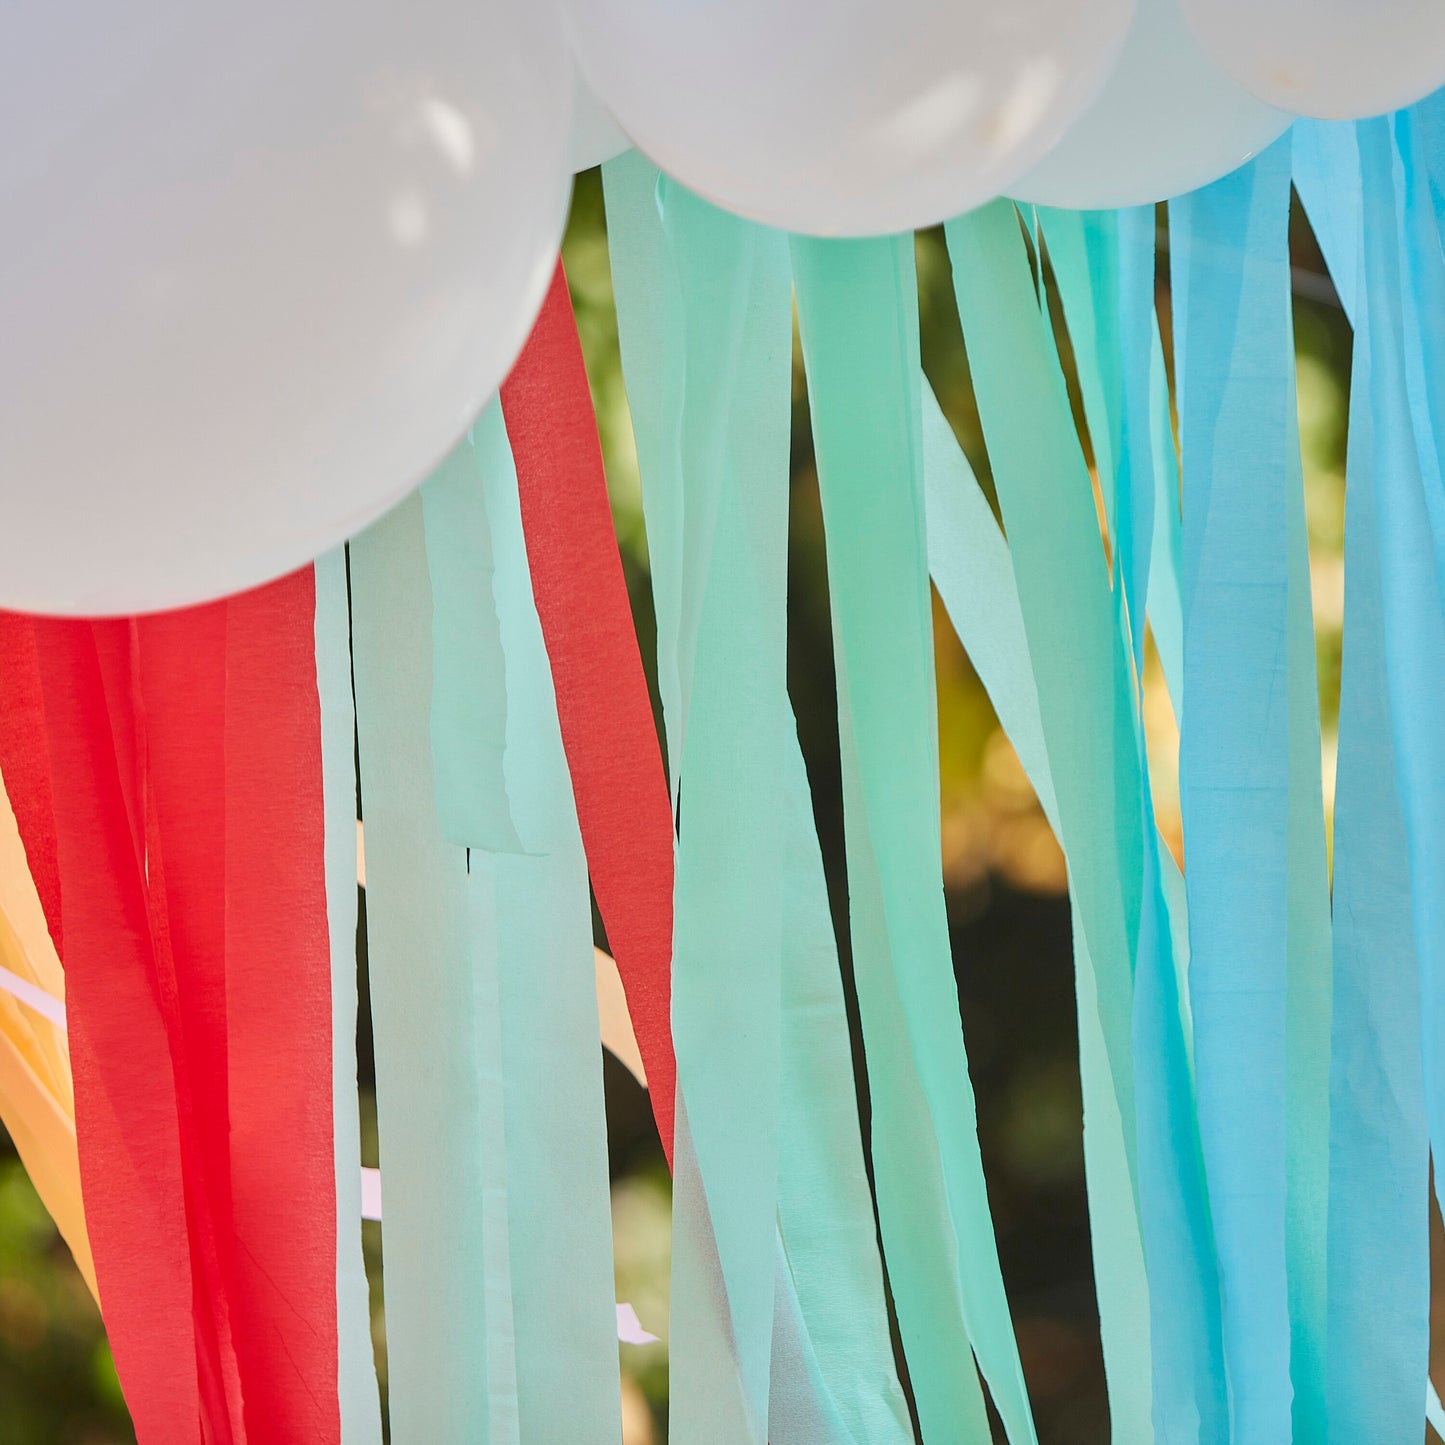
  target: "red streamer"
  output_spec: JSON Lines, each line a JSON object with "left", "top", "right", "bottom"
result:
{"left": 502, "top": 260, "right": 679, "bottom": 1162}
{"left": 0, "top": 573, "right": 340, "bottom": 1444}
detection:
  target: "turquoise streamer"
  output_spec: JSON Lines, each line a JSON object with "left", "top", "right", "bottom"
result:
{"left": 946, "top": 201, "right": 1140, "bottom": 1201}
{"left": 475, "top": 405, "right": 626, "bottom": 1443}
{"left": 314, "top": 547, "right": 383, "bottom": 1445}
{"left": 350, "top": 495, "right": 499, "bottom": 1442}
{"left": 1353, "top": 113, "right": 1445, "bottom": 1439}
{"left": 945, "top": 200, "right": 1226, "bottom": 1445}
{"left": 792, "top": 231, "right": 1027, "bottom": 1445}
{"left": 921, "top": 381, "right": 1153, "bottom": 1444}
{"left": 1324, "top": 162, "right": 1430, "bottom": 1437}
{"left": 1170, "top": 141, "right": 1303, "bottom": 1443}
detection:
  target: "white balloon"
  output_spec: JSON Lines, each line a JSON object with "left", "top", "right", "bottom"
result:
{"left": 0, "top": 1, "right": 572, "bottom": 615}
{"left": 1179, "top": 0, "right": 1445, "bottom": 120}
{"left": 1013, "top": 0, "right": 1290, "bottom": 208}
{"left": 571, "top": 67, "right": 631, "bottom": 173}
{"left": 564, "top": 0, "right": 1137, "bottom": 236}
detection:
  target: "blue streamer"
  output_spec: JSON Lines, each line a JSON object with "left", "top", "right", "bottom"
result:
{"left": 1355, "top": 112, "right": 1445, "bottom": 1434}
{"left": 1324, "top": 141, "right": 1430, "bottom": 1433}
{"left": 1171, "top": 142, "right": 1296, "bottom": 1443}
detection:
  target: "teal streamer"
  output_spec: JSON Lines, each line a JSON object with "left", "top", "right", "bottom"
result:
{"left": 792, "top": 231, "right": 1026, "bottom": 1445}
{"left": 1170, "top": 142, "right": 1300, "bottom": 1443}
{"left": 350, "top": 494, "right": 500, "bottom": 1442}
{"left": 1147, "top": 322, "right": 1184, "bottom": 715}
{"left": 921, "top": 380, "right": 1153, "bottom": 1443}
{"left": 1324, "top": 151, "right": 1430, "bottom": 1436}
{"left": 314, "top": 547, "right": 383, "bottom": 1445}
{"left": 946, "top": 201, "right": 1140, "bottom": 1199}
{"left": 476, "top": 404, "right": 626, "bottom": 1443}
{"left": 606, "top": 152, "right": 910, "bottom": 1443}
{"left": 945, "top": 200, "right": 1226, "bottom": 1445}
{"left": 417, "top": 439, "right": 522, "bottom": 854}
{"left": 1350, "top": 114, "right": 1445, "bottom": 1440}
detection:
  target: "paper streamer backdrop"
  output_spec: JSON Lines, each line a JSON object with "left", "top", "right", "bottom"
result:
{"left": 6, "top": 24, "right": 1445, "bottom": 1445}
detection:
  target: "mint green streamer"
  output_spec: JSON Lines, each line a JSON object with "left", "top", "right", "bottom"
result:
{"left": 945, "top": 198, "right": 1141, "bottom": 1226}
{"left": 350, "top": 494, "right": 501, "bottom": 1442}
{"left": 477, "top": 404, "right": 626, "bottom": 1443}
{"left": 921, "top": 381, "right": 1152, "bottom": 1444}
{"left": 417, "top": 441, "right": 522, "bottom": 854}
{"left": 314, "top": 547, "right": 384, "bottom": 1445}
{"left": 606, "top": 152, "right": 910, "bottom": 1444}
{"left": 792, "top": 231, "right": 1030, "bottom": 1445}
{"left": 658, "top": 179, "right": 792, "bottom": 1445}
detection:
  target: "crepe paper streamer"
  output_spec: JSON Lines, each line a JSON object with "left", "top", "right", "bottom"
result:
{"left": 351, "top": 495, "right": 508, "bottom": 1441}
{"left": 1049, "top": 209, "right": 1230, "bottom": 1445}
{"left": 772, "top": 723, "right": 916, "bottom": 1445}
{"left": 605, "top": 154, "right": 909, "bottom": 1445}
{"left": 920, "top": 376, "right": 1155, "bottom": 1444}
{"left": 792, "top": 230, "right": 1030, "bottom": 1445}
{"left": 947, "top": 201, "right": 1141, "bottom": 1202}
{"left": 1323, "top": 189, "right": 1431, "bottom": 1442}
{"left": 1171, "top": 143, "right": 1305, "bottom": 1443}
{"left": 1038, "top": 208, "right": 1121, "bottom": 546}
{"left": 315, "top": 548, "right": 386, "bottom": 1445}
{"left": 1146, "top": 321, "right": 1185, "bottom": 716}
{"left": 946, "top": 203, "right": 1222, "bottom": 1443}
{"left": 1, "top": 616, "right": 213, "bottom": 1441}
{"left": 608, "top": 176, "right": 789, "bottom": 1445}
{"left": 128, "top": 606, "right": 249, "bottom": 1445}
{"left": 500, "top": 258, "right": 677, "bottom": 1163}
{"left": 419, "top": 439, "right": 524, "bottom": 855}
{"left": 477, "top": 398, "right": 624, "bottom": 1442}
{"left": 1395, "top": 105, "right": 1445, "bottom": 631}
{"left": 1350, "top": 113, "right": 1445, "bottom": 1435}
{"left": 1291, "top": 121, "right": 1362, "bottom": 327}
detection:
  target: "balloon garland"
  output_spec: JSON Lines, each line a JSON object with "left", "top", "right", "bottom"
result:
{"left": 5, "top": 5, "right": 1445, "bottom": 1443}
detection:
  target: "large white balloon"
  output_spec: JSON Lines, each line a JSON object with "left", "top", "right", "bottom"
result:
{"left": 0, "top": 1, "right": 572, "bottom": 615}
{"left": 1178, "top": 0, "right": 1445, "bottom": 120}
{"left": 564, "top": 0, "right": 1137, "bottom": 236}
{"left": 1013, "top": 0, "right": 1290, "bottom": 208}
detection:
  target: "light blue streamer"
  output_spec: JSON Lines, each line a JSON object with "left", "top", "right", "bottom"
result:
{"left": 314, "top": 548, "right": 384, "bottom": 1445}
{"left": 1354, "top": 112, "right": 1445, "bottom": 1438}
{"left": 1324, "top": 188, "right": 1430, "bottom": 1439}
{"left": 1171, "top": 138, "right": 1309, "bottom": 1443}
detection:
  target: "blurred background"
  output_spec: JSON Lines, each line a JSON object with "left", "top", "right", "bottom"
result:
{"left": 0, "top": 172, "right": 1381, "bottom": 1443}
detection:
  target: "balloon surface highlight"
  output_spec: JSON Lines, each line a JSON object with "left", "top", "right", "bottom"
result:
{"left": 0, "top": 0, "right": 571, "bottom": 614}
{"left": 1012, "top": 0, "right": 1290, "bottom": 208}
{"left": 565, "top": 0, "right": 1137, "bottom": 235}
